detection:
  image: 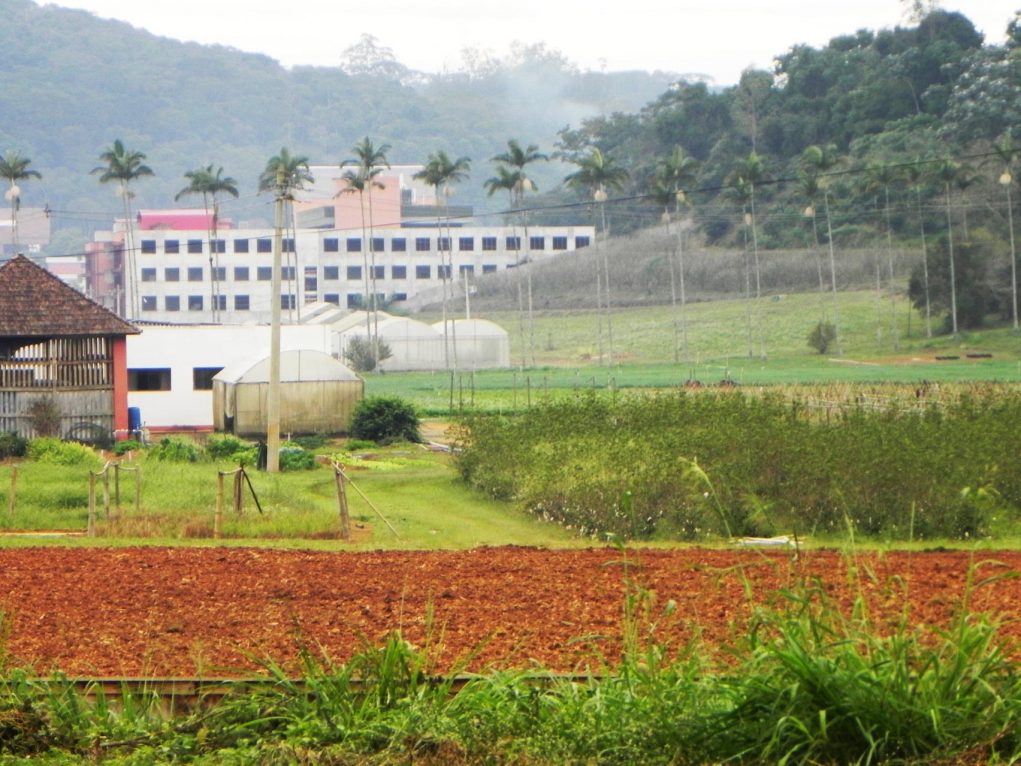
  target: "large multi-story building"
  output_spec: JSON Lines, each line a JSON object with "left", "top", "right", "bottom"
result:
{"left": 86, "top": 165, "right": 594, "bottom": 323}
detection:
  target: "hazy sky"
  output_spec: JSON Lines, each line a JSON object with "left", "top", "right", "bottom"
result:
{"left": 43, "top": 0, "right": 1018, "bottom": 85}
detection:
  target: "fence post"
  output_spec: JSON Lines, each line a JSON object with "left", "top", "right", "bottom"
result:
{"left": 113, "top": 463, "right": 121, "bottom": 513}
{"left": 102, "top": 468, "right": 111, "bottom": 520}
{"left": 7, "top": 467, "right": 16, "bottom": 518}
{"left": 135, "top": 465, "right": 142, "bottom": 518}
{"left": 335, "top": 466, "right": 351, "bottom": 541}
{"left": 87, "top": 472, "right": 96, "bottom": 537}
{"left": 233, "top": 470, "right": 243, "bottom": 514}
{"left": 215, "top": 472, "right": 224, "bottom": 540}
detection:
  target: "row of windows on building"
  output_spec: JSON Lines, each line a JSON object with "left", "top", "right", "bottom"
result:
{"left": 139, "top": 234, "right": 590, "bottom": 255}
{"left": 140, "top": 263, "right": 497, "bottom": 284}
{"left": 129, "top": 366, "right": 222, "bottom": 392}
{"left": 140, "top": 292, "right": 400, "bottom": 313}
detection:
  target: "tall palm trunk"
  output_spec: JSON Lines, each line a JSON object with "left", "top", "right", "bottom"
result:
{"left": 523, "top": 209, "right": 535, "bottom": 367}
{"left": 748, "top": 185, "right": 764, "bottom": 358}
{"left": 915, "top": 187, "right": 932, "bottom": 338}
{"left": 823, "top": 191, "right": 842, "bottom": 355}
{"left": 674, "top": 199, "right": 689, "bottom": 362}
{"left": 883, "top": 186, "right": 898, "bottom": 350}
{"left": 358, "top": 193, "right": 372, "bottom": 357}
{"left": 1007, "top": 182, "right": 1018, "bottom": 332}
{"left": 600, "top": 199, "right": 614, "bottom": 366}
{"left": 944, "top": 182, "right": 958, "bottom": 335}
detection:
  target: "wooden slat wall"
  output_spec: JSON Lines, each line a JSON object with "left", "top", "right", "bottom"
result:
{"left": 0, "top": 337, "right": 112, "bottom": 391}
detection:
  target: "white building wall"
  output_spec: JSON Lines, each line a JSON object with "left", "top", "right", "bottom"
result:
{"left": 127, "top": 224, "right": 595, "bottom": 325}
{"left": 126, "top": 324, "right": 331, "bottom": 430}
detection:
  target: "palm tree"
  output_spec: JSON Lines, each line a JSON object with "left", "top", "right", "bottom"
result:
{"left": 934, "top": 157, "right": 962, "bottom": 334}
{"left": 904, "top": 161, "right": 933, "bottom": 338}
{"left": 258, "top": 148, "right": 313, "bottom": 474}
{"left": 341, "top": 138, "right": 391, "bottom": 360}
{"left": 483, "top": 165, "right": 530, "bottom": 367}
{"left": 176, "top": 164, "right": 238, "bottom": 322}
{"left": 992, "top": 133, "right": 1019, "bottom": 331}
{"left": 655, "top": 146, "right": 699, "bottom": 361}
{"left": 727, "top": 152, "right": 767, "bottom": 357}
{"left": 489, "top": 140, "right": 547, "bottom": 367}
{"left": 800, "top": 144, "right": 844, "bottom": 354}
{"left": 414, "top": 151, "right": 471, "bottom": 369}
{"left": 863, "top": 161, "right": 901, "bottom": 350}
{"left": 92, "top": 140, "right": 154, "bottom": 318}
{"left": 0, "top": 151, "right": 41, "bottom": 253}
{"left": 565, "top": 146, "right": 628, "bottom": 365}
{"left": 725, "top": 176, "right": 756, "bottom": 357}
{"left": 260, "top": 148, "right": 313, "bottom": 324}
{"left": 797, "top": 171, "right": 828, "bottom": 321}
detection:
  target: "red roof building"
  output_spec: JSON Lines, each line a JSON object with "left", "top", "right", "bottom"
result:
{"left": 0, "top": 255, "right": 139, "bottom": 443}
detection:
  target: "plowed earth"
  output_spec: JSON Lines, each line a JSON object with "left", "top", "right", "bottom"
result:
{"left": 1, "top": 546, "right": 1019, "bottom": 677}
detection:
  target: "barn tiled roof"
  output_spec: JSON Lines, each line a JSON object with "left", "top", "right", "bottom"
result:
{"left": 0, "top": 255, "right": 139, "bottom": 338}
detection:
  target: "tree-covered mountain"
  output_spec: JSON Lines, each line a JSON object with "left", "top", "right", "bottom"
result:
{"left": 0, "top": 0, "right": 674, "bottom": 240}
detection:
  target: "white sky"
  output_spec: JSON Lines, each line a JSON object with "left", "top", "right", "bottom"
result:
{"left": 41, "top": 0, "right": 1018, "bottom": 85}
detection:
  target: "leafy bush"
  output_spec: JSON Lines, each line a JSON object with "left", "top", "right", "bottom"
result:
{"left": 279, "top": 445, "right": 316, "bottom": 471}
{"left": 25, "top": 396, "right": 61, "bottom": 437}
{"left": 343, "top": 439, "right": 377, "bottom": 451}
{"left": 112, "top": 439, "right": 142, "bottom": 456}
{"left": 807, "top": 320, "right": 837, "bottom": 354}
{"left": 350, "top": 396, "right": 421, "bottom": 445}
{"left": 206, "top": 434, "right": 252, "bottom": 459}
{"left": 291, "top": 433, "right": 329, "bottom": 451}
{"left": 147, "top": 437, "right": 203, "bottom": 463}
{"left": 456, "top": 389, "right": 1021, "bottom": 541}
{"left": 27, "top": 437, "right": 101, "bottom": 467}
{"left": 0, "top": 432, "right": 27, "bottom": 459}
{"left": 343, "top": 335, "right": 393, "bottom": 373}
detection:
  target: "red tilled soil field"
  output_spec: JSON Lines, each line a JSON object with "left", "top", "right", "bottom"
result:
{"left": 1, "top": 546, "right": 1019, "bottom": 677}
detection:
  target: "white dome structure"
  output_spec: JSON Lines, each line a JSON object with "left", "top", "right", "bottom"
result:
{"left": 336, "top": 315, "right": 445, "bottom": 371}
{"left": 431, "top": 318, "right": 510, "bottom": 369}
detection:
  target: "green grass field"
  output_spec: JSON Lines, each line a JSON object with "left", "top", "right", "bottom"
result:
{"left": 0, "top": 447, "right": 577, "bottom": 550}
{"left": 370, "top": 288, "right": 1021, "bottom": 412}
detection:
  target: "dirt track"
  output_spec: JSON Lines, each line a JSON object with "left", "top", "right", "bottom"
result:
{"left": 1, "top": 546, "right": 1019, "bottom": 677}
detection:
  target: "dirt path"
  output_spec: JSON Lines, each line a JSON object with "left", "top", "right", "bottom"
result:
{"left": 1, "top": 546, "right": 1018, "bottom": 677}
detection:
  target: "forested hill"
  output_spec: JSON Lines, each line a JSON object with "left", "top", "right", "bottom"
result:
{"left": 0, "top": 0, "right": 673, "bottom": 240}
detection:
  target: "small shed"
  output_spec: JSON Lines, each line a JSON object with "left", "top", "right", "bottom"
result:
{"left": 212, "top": 349, "right": 362, "bottom": 437}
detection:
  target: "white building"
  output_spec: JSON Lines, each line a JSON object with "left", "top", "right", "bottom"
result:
{"left": 86, "top": 164, "right": 594, "bottom": 324}
{"left": 126, "top": 324, "right": 331, "bottom": 432}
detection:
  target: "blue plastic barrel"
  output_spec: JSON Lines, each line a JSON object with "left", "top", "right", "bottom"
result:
{"left": 128, "top": 407, "right": 141, "bottom": 434}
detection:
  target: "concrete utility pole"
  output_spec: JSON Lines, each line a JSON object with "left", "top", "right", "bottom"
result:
{"left": 266, "top": 166, "right": 285, "bottom": 473}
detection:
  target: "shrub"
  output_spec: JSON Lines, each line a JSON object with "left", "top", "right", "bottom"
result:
{"left": 147, "top": 437, "right": 203, "bottom": 463}
{"left": 0, "top": 432, "right": 27, "bottom": 459}
{"left": 112, "top": 439, "right": 142, "bottom": 456}
{"left": 350, "top": 397, "right": 421, "bottom": 444}
{"left": 807, "top": 320, "right": 837, "bottom": 354}
{"left": 343, "top": 336, "right": 393, "bottom": 373}
{"left": 279, "top": 445, "right": 316, "bottom": 471}
{"left": 27, "top": 437, "right": 101, "bottom": 467}
{"left": 343, "top": 439, "right": 377, "bottom": 451}
{"left": 25, "top": 396, "right": 61, "bottom": 437}
{"left": 206, "top": 434, "right": 253, "bottom": 459}
{"left": 291, "top": 433, "right": 329, "bottom": 451}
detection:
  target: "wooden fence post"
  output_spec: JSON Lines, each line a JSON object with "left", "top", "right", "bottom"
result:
{"left": 7, "top": 467, "right": 16, "bottom": 518}
{"left": 233, "top": 470, "right": 243, "bottom": 514}
{"left": 113, "top": 463, "right": 121, "bottom": 513}
{"left": 335, "top": 466, "right": 351, "bottom": 541}
{"left": 102, "top": 468, "right": 111, "bottom": 520}
{"left": 215, "top": 472, "right": 224, "bottom": 539}
{"left": 87, "top": 472, "right": 96, "bottom": 537}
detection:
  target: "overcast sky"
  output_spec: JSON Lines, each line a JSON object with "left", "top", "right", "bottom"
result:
{"left": 42, "top": 0, "right": 1018, "bottom": 85}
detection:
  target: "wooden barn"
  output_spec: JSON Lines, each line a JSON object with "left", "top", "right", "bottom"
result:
{"left": 0, "top": 255, "right": 139, "bottom": 444}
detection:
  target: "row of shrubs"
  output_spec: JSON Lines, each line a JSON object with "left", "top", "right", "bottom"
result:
{"left": 455, "top": 389, "right": 1021, "bottom": 540}
{"left": 0, "top": 396, "right": 423, "bottom": 470}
